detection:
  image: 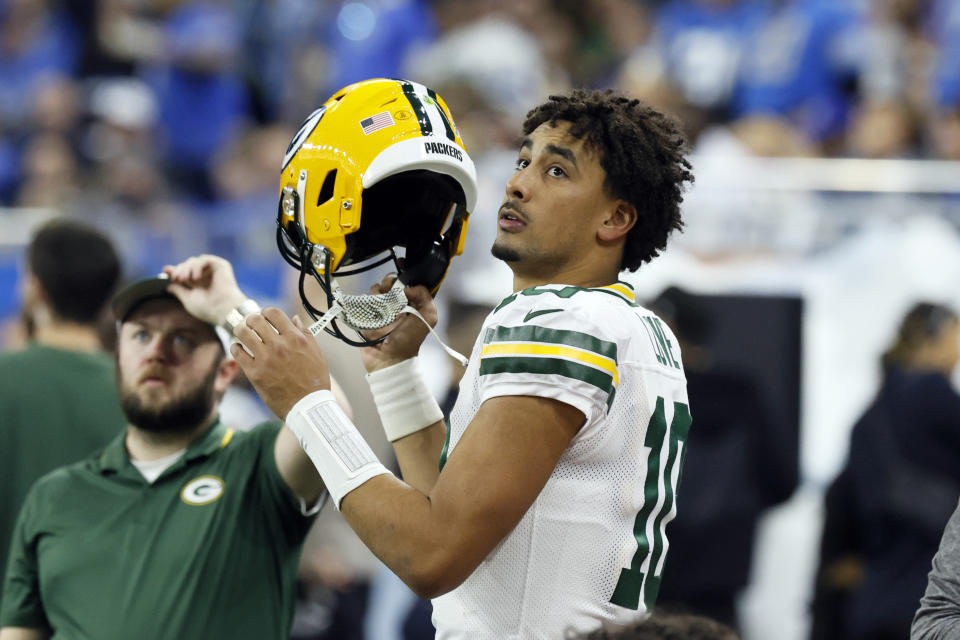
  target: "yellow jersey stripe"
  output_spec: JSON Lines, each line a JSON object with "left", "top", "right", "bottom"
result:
{"left": 481, "top": 342, "right": 618, "bottom": 386}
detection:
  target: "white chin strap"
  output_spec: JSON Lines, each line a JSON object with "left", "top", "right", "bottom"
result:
{"left": 306, "top": 278, "right": 468, "bottom": 367}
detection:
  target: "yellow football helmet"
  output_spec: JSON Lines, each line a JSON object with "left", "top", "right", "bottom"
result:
{"left": 277, "top": 78, "right": 478, "bottom": 345}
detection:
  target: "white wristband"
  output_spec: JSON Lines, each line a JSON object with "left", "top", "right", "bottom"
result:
{"left": 366, "top": 357, "right": 444, "bottom": 442}
{"left": 285, "top": 390, "right": 391, "bottom": 509}
{"left": 222, "top": 298, "right": 262, "bottom": 334}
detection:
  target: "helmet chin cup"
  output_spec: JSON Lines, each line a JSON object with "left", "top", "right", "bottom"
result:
{"left": 333, "top": 278, "right": 408, "bottom": 332}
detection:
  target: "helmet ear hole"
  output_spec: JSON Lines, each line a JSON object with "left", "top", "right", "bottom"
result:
{"left": 317, "top": 169, "right": 337, "bottom": 206}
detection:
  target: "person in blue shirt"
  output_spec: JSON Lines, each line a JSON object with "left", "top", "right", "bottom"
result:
{"left": 652, "top": 0, "right": 767, "bottom": 115}
{"left": 928, "top": 0, "right": 960, "bottom": 160}
{"left": 733, "top": 0, "right": 866, "bottom": 144}
{"left": 146, "top": 2, "right": 249, "bottom": 201}
{"left": 321, "top": 0, "right": 437, "bottom": 97}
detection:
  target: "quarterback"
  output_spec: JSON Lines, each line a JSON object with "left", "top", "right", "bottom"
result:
{"left": 167, "top": 83, "right": 695, "bottom": 638}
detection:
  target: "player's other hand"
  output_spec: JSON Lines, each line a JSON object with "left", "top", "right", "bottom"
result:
{"left": 232, "top": 308, "right": 332, "bottom": 419}
{"left": 361, "top": 274, "right": 436, "bottom": 373}
{"left": 163, "top": 255, "right": 248, "bottom": 325}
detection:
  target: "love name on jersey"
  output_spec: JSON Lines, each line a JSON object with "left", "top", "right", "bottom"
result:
{"left": 641, "top": 316, "right": 681, "bottom": 370}
{"left": 424, "top": 141, "right": 463, "bottom": 161}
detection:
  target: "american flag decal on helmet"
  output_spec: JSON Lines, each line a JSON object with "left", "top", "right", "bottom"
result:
{"left": 360, "top": 111, "right": 395, "bottom": 135}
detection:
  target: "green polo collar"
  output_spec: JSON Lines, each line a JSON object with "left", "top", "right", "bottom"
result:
{"left": 97, "top": 419, "right": 233, "bottom": 477}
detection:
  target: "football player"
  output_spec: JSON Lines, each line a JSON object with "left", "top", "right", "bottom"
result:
{"left": 165, "top": 80, "right": 695, "bottom": 638}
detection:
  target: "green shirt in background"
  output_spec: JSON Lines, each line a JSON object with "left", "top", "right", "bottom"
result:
{"left": 0, "top": 344, "right": 126, "bottom": 605}
{"left": 1, "top": 420, "right": 318, "bottom": 639}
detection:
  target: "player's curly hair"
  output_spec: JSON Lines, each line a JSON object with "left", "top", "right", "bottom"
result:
{"left": 522, "top": 90, "right": 693, "bottom": 272}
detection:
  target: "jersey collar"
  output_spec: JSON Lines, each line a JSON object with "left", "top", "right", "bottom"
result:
{"left": 494, "top": 280, "right": 638, "bottom": 312}
{"left": 594, "top": 281, "right": 636, "bottom": 303}
{"left": 97, "top": 419, "right": 231, "bottom": 478}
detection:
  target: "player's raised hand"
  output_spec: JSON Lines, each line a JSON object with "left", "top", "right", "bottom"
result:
{"left": 361, "top": 274, "right": 437, "bottom": 372}
{"left": 231, "top": 308, "right": 332, "bottom": 419}
{"left": 162, "top": 255, "right": 248, "bottom": 325}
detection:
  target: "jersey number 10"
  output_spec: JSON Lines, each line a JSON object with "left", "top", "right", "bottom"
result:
{"left": 610, "top": 396, "right": 691, "bottom": 611}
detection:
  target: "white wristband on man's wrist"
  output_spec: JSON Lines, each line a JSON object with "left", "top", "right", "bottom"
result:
{"left": 222, "top": 299, "right": 262, "bottom": 334}
{"left": 366, "top": 357, "right": 444, "bottom": 442}
{"left": 284, "top": 390, "right": 390, "bottom": 509}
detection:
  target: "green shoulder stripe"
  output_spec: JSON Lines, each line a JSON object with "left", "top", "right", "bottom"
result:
{"left": 479, "top": 356, "right": 616, "bottom": 409}
{"left": 493, "top": 292, "right": 518, "bottom": 313}
{"left": 484, "top": 324, "right": 617, "bottom": 362}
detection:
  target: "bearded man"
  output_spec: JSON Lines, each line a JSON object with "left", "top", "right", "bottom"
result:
{"left": 0, "top": 273, "right": 330, "bottom": 640}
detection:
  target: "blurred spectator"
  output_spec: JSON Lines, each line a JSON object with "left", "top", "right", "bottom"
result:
{"left": 244, "top": 0, "right": 437, "bottom": 122}
{"left": 0, "top": 0, "right": 78, "bottom": 131}
{"left": 928, "top": 106, "right": 960, "bottom": 160}
{"left": 0, "top": 0, "right": 79, "bottom": 203}
{"left": 15, "top": 132, "right": 79, "bottom": 209}
{"left": 322, "top": 0, "right": 437, "bottom": 96}
{"left": 201, "top": 123, "right": 294, "bottom": 303}
{"left": 619, "top": 50, "right": 710, "bottom": 146}
{"left": 64, "top": 0, "right": 163, "bottom": 77}
{"left": 82, "top": 77, "right": 158, "bottom": 165}
{"left": 695, "top": 113, "right": 816, "bottom": 157}
{"left": 233, "top": 0, "right": 331, "bottom": 123}
{"left": 650, "top": 287, "right": 798, "bottom": 632}
{"left": 927, "top": 0, "right": 960, "bottom": 159}
{"left": 406, "top": 11, "right": 562, "bottom": 125}
{"left": 145, "top": 1, "right": 249, "bottom": 201}
{"left": 858, "top": 0, "right": 936, "bottom": 110}
{"left": 0, "top": 218, "right": 125, "bottom": 607}
{"left": 503, "top": 0, "right": 651, "bottom": 88}
{"left": 72, "top": 76, "right": 177, "bottom": 274}
{"left": 649, "top": 0, "right": 767, "bottom": 115}
{"left": 844, "top": 99, "right": 922, "bottom": 158}
{"left": 734, "top": 0, "right": 866, "bottom": 147}
{"left": 30, "top": 75, "right": 81, "bottom": 137}
{"left": 811, "top": 302, "right": 960, "bottom": 640}
{"left": 930, "top": 0, "right": 960, "bottom": 111}
{"left": 620, "top": 0, "right": 782, "bottom": 148}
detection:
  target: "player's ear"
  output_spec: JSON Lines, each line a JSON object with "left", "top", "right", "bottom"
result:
{"left": 597, "top": 200, "right": 637, "bottom": 243}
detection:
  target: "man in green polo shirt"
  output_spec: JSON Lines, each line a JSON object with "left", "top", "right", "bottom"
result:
{"left": 0, "top": 219, "right": 125, "bottom": 608}
{"left": 0, "top": 271, "right": 327, "bottom": 640}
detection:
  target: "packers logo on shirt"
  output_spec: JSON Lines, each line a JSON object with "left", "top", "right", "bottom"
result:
{"left": 180, "top": 475, "right": 225, "bottom": 506}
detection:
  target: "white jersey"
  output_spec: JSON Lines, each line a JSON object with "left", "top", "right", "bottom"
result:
{"left": 432, "top": 282, "right": 691, "bottom": 640}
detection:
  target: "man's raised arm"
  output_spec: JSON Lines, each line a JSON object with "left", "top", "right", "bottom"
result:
{"left": 163, "top": 255, "right": 327, "bottom": 508}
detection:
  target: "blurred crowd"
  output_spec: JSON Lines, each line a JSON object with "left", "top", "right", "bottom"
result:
{"left": 1, "top": 0, "right": 960, "bottom": 296}
{"left": 2, "top": 1, "right": 960, "bottom": 639}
